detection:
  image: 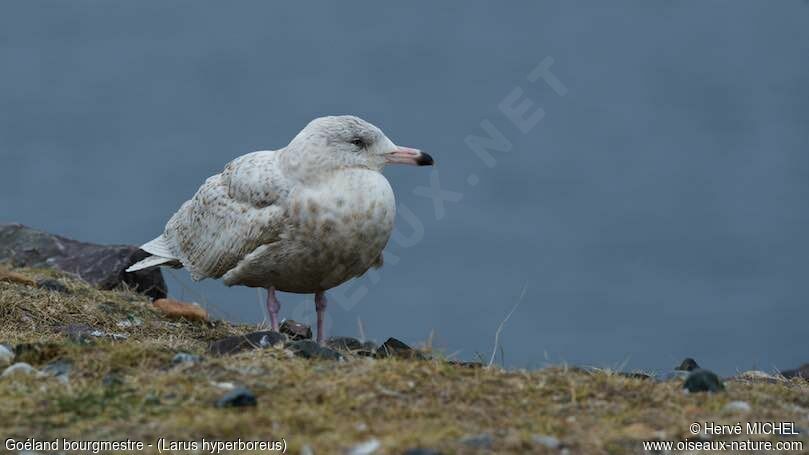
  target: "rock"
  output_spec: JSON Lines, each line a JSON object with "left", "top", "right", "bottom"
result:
{"left": 683, "top": 369, "right": 724, "bottom": 393}
{"left": 172, "top": 353, "right": 202, "bottom": 365}
{"left": 0, "top": 223, "right": 166, "bottom": 299}
{"left": 780, "top": 363, "right": 809, "bottom": 380}
{"left": 2, "top": 362, "right": 40, "bottom": 378}
{"left": 35, "top": 278, "right": 70, "bottom": 293}
{"left": 153, "top": 298, "right": 208, "bottom": 321}
{"left": 287, "top": 340, "right": 343, "bottom": 361}
{"left": 280, "top": 319, "right": 312, "bottom": 340}
{"left": 215, "top": 387, "right": 257, "bottom": 407}
{"left": 532, "top": 434, "right": 561, "bottom": 449}
{"left": 675, "top": 358, "right": 700, "bottom": 371}
{"left": 375, "top": 337, "right": 424, "bottom": 359}
{"left": 0, "top": 344, "right": 14, "bottom": 367}
{"left": 208, "top": 331, "right": 286, "bottom": 355}
{"left": 723, "top": 400, "right": 751, "bottom": 414}
{"left": 326, "top": 336, "right": 371, "bottom": 352}
{"left": 459, "top": 433, "right": 493, "bottom": 450}
{"left": 345, "top": 438, "right": 380, "bottom": 455}
{"left": 403, "top": 449, "right": 443, "bottom": 455}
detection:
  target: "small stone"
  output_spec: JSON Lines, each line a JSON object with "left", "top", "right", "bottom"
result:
{"left": 300, "top": 445, "right": 314, "bottom": 455}
{"left": 215, "top": 387, "right": 257, "bottom": 408}
{"left": 0, "top": 344, "right": 14, "bottom": 367}
{"left": 36, "top": 278, "right": 70, "bottom": 293}
{"left": 2, "top": 362, "right": 40, "bottom": 378}
{"left": 723, "top": 401, "right": 751, "bottom": 414}
{"left": 676, "top": 358, "right": 700, "bottom": 371}
{"left": 287, "top": 340, "right": 343, "bottom": 361}
{"left": 683, "top": 369, "right": 724, "bottom": 393}
{"left": 280, "top": 320, "right": 312, "bottom": 340}
{"left": 532, "top": 434, "right": 560, "bottom": 449}
{"left": 403, "top": 449, "right": 443, "bottom": 455}
{"left": 375, "top": 337, "right": 424, "bottom": 359}
{"left": 208, "top": 331, "right": 286, "bottom": 355}
{"left": 326, "top": 336, "right": 364, "bottom": 351}
{"left": 346, "top": 438, "right": 380, "bottom": 455}
{"left": 459, "top": 433, "right": 493, "bottom": 449}
{"left": 172, "top": 353, "right": 202, "bottom": 365}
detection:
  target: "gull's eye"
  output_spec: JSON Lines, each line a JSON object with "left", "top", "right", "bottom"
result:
{"left": 350, "top": 138, "right": 365, "bottom": 148}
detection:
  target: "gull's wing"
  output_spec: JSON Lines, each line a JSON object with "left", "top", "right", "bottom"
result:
{"left": 163, "top": 150, "right": 290, "bottom": 280}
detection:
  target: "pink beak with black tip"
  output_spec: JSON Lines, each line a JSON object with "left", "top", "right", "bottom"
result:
{"left": 386, "top": 146, "right": 434, "bottom": 166}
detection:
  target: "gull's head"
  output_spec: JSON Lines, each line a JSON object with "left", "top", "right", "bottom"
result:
{"left": 285, "top": 115, "right": 433, "bottom": 178}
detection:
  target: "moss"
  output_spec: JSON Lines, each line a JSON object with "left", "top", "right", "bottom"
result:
{"left": 1, "top": 268, "right": 808, "bottom": 454}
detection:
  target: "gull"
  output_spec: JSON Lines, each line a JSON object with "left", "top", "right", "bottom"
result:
{"left": 127, "top": 115, "right": 434, "bottom": 343}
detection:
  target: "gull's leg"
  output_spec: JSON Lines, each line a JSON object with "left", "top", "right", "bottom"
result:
{"left": 315, "top": 292, "right": 328, "bottom": 345}
{"left": 266, "top": 287, "right": 281, "bottom": 332}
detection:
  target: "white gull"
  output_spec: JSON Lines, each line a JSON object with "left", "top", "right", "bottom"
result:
{"left": 127, "top": 115, "right": 434, "bottom": 343}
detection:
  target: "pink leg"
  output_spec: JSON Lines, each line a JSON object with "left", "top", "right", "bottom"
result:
{"left": 266, "top": 287, "right": 281, "bottom": 332}
{"left": 315, "top": 292, "right": 327, "bottom": 345}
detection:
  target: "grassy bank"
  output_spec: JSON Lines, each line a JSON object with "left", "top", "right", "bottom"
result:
{"left": 1, "top": 268, "right": 807, "bottom": 454}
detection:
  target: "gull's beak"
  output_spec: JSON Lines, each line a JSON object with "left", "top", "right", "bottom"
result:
{"left": 385, "top": 146, "right": 434, "bottom": 166}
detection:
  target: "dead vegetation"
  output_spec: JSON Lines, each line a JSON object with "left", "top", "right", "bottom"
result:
{"left": 1, "top": 267, "right": 808, "bottom": 454}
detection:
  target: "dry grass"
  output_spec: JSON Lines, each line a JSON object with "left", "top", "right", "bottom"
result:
{"left": 1, "top": 268, "right": 808, "bottom": 454}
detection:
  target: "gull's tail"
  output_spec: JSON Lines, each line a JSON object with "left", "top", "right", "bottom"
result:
{"left": 126, "top": 235, "right": 181, "bottom": 272}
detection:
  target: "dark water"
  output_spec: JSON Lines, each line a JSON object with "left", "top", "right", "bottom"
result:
{"left": 1, "top": 1, "right": 808, "bottom": 375}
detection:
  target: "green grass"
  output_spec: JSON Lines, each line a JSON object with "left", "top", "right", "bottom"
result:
{"left": 1, "top": 268, "right": 808, "bottom": 454}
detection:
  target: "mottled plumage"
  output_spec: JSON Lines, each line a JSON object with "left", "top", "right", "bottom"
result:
{"left": 127, "top": 115, "right": 433, "bottom": 343}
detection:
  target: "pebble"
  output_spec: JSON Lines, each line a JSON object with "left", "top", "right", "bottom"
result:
{"left": 532, "top": 434, "right": 561, "bottom": 449}
{"left": 459, "top": 433, "right": 493, "bottom": 450}
{"left": 208, "top": 331, "right": 286, "bottom": 355}
{"left": 172, "top": 353, "right": 202, "bottom": 365}
{"left": 346, "top": 438, "right": 380, "bottom": 455}
{"left": 723, "top": 400, "right": 751, "bottom": 414}
{"left": 2, "top": 362, "right": 40, "bottom": 378}
{"left": 215, "top": 387, "right": 257, "bottom": 408}
{"left": 375, "top": 337, "right": 424, "bottom": 359}
{"left": 287, "top": 340, "right": 343, "bottom": 361}
{"left": 683, "top": 369, "right": 725, "bottom": 393}
{"left": 280, "top": 319, "right": 312, "bottom": 340}
{"left": 0, "top": 344, "right": 14, "bottom": 367}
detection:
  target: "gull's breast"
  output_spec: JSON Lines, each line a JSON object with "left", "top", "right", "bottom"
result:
{"left": 275, "top": 169, "right": 396, "bottom": 292}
